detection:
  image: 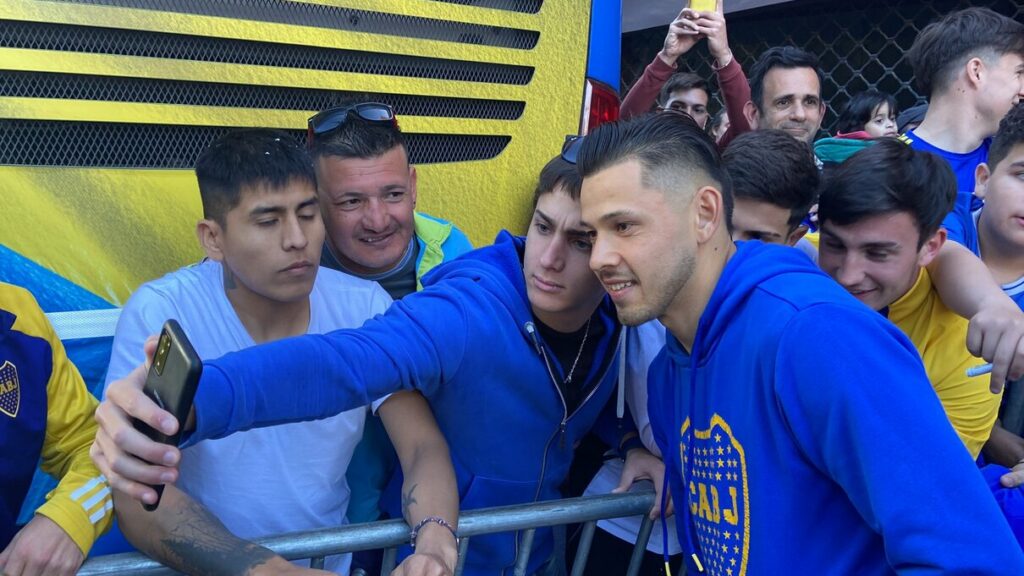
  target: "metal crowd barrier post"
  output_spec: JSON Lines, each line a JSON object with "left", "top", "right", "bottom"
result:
{"left": 79, "top": 489, "right": 659, "bottom": 576}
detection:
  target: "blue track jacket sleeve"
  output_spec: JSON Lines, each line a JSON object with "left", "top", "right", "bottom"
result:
{"left": 774, "top": 303, "right": 1024, "bottom": 572}
{"left": 185, "top": 278, "right": 474, "bottom": 445}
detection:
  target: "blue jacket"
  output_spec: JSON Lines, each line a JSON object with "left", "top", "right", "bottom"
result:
{"left": 648, "top": 241, "right": 1023, "bottom": 574}
{"left": 188, "top": 231, "right": 630, "bottom": 575}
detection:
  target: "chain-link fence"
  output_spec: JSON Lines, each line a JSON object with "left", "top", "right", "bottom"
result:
{"left": 622, "top": 0, "right": 1024, "bottom": 132}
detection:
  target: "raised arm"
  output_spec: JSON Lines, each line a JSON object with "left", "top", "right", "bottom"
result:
{"left": 620, "top": 5, "right": 698, "bottom": 119}
{"left": 694, "top": 0, "right": 752, "bottom": 148}
{"left": 380, "top": 391, "right": 460, "bottom": 575}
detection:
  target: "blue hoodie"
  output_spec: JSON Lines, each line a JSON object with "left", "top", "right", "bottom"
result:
{"left": 186, "top": 231, "right": 629, "bottom": 575}
{"left": 648, "top": 241, "right": 1023, "bottom": 574}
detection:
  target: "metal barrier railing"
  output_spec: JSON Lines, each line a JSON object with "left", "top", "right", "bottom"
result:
{"left": 78, "top": 488, "right": 659, "bottom": 576}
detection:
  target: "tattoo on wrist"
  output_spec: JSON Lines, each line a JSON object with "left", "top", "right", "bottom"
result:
{"left": 402, "top": 483, "right": 419, "bottom": 523}
{"left": 159, "top": 498, "right": 276, "bottom": 576}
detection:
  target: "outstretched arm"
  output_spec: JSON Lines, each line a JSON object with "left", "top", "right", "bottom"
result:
{"left": 381, "top": 391, "right": 460, "bottom": 575}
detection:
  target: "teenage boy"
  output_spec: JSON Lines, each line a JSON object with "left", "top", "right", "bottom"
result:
{"left": 902, "top": 7, "right": 1024, "bottom": 196}
{"left": 815, "top": 140, "right": 1001, "bottom": 460}
{"left": 943, "top": 104, "right": 1024, "bottom": 474}
{"left": 576, "top": 112, "right": 1022, "bottom": 573}
{"left": 92, "top": 150, "right": 659, "bottom": 576}
{"left": 0, "top": 283, "right": 113, "bottom": 576}
{"left": 620, "top": 0, "right": 750, "bottom": 148}
{"left": 722, "top": 129, "right": 817, "bottom": 246}
{"left": 101, "top": 129, "right": 458, "bottom": 576}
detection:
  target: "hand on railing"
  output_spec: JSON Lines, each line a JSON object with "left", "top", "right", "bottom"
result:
{"left": 614, "top": 447, "right": 674, "bottom": 520}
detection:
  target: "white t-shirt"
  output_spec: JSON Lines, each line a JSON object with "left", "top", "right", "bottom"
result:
{"left": 584, "top": 320, "right": 682, "bottom": 556}
{"left": 105, "top": 260, "right": 391, "bottom": 574}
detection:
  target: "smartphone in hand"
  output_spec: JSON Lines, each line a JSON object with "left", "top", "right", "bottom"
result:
{"left": 690, "top": 0, "right": 716, "bottom": 12}
{"left": 133, "top": 319, "right": 202, "bottom": 511}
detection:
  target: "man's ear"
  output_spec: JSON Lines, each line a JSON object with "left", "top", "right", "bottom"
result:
{"left": 974, "top": 162, "right": 992, "bottom": 200}
{"left": 197, "top": 219, "right": 225, "bottom": 262}
{"left": 786, "top": 224, "right": 809, "bottom": 247}
{"left": 694, "top": 186, "right": 727, "bottom": 244}
{"left": 742, "top": 100, "right": 760, "bottom": 132}
{"left": 917, "top": 227, "right": 947, "bottom": 268}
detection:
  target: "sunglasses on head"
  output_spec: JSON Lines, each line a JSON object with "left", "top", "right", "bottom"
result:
{"left": 561, "top": 135, "right": 584, "bottom": 165}
{"left": 306, "top": 102, "right": 397, "bottom": 148}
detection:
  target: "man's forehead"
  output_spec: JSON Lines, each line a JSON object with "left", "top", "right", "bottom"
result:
{"left": 820, "top": 218, "right": 910, "bottom": 247}
{"left": 667, "top": 88, "right": 709, "bottom": 105}
{"left": 764, "top": 66, "right": 821, "bottom": 95}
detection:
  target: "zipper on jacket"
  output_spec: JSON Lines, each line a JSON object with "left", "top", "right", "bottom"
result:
{"left": 520, "top": 320, "right": 619, "bottom": 571}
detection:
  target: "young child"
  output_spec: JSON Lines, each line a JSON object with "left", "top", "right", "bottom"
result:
{"left": 815, "top": 90, "right": 898, "bottom": 168}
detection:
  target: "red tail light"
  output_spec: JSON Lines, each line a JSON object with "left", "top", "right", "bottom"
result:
{"left": 581, "top": 78, "right": 620, "bottom": 135}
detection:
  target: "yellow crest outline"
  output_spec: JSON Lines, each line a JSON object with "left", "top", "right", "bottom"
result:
{"left": 0, "top": 360, "right": 20, "bottom": 418}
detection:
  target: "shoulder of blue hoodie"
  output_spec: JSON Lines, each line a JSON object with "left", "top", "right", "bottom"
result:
{"left": 187, "top": 231, "right": 631, "bottom": 450}
{"left": 648, "top": 241, "right": 1023, "bottom": 572}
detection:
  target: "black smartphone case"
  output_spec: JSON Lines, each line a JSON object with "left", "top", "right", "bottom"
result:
{"left": 134, "top": 319, "right": 202, "bottom": 510}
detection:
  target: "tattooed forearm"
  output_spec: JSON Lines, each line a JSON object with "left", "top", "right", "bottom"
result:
{"left": 158, "top": 497, "right": 276, "bottom": 576}
{"left": 402, "top": 482, "right": 419, "bottom": 522}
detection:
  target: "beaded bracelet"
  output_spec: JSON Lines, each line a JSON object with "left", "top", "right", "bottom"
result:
{"left": 410, "top": 515, "right": 460, "bottom": 549}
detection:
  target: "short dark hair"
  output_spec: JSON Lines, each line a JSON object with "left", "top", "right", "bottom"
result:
{"left": 657, "top": 72, "right": 710, "bottom": 108}
{"left": 309, "top": 111, "right": 407, "bottom": 163}
{"left": 195, "top": 129, "right": 316, "bottom": 226}
{"left": 707, "top": 108, "right": 729, "bottom": 136}
{"left": 533, "top": 154, "right": 583, "bottom": 208}
{"left": 818, "top": 139, "right": 956, "bottom": 248}
{"left": 577, "top": 112, "right": 733, "bottom": 232}
{"left": 907, "top": 7, "right": 1024, "bottom": 97}
{"left": 747, "top": 46, "right": 825, "bottom": 112}
{"left": 723, "top": 130, "right": 817, "bottom": 230}
{"left": 836, "top": 90, "right": 897, "bottom": 134}
{"left": 988, "top": 104, "right": 1024, "bottom": 170}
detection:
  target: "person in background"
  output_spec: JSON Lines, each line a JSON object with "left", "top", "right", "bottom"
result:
{"left": 306, "top": 103, "right": 472, "bottom": 575}
{"left": 707, "top": 109, "right": 730, "bottom": 144}
{"left": 902, "top": 7, "right": 1024, "bottom": 198}
{"left": 814, "top": 90, "right": 898, "bottom": 168}
{"left": 620, "top": 0, "right": 751, "bottom": 149}
{"left": 0, "top": 282, "right": 113, "bottom": 576}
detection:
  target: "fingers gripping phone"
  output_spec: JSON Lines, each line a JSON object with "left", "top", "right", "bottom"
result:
{"left": 133, "top": 319, "right": 202, "bottom": 511}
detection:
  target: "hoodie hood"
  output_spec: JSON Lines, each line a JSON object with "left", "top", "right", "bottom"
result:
{"left": 421, "top": 230, "right": 534, "bottom": 328}
{"left": 665, "top": 240, "right": 834, "bottom": 367}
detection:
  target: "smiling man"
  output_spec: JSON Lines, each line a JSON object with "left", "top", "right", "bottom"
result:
{"left": 307, "top": 102, "right": 472, "bottom": 299}
{"left": 816, "top": 140, "right": 1001, "bottom": 460}
{"left": 576, "top": 112, "right": 1022, "bottom": 573}
{"left": 306, "top": 103, "right": 473, "bottom": 547}
{"left": 742, "top": 46, "right": 825, "bottom": 147}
